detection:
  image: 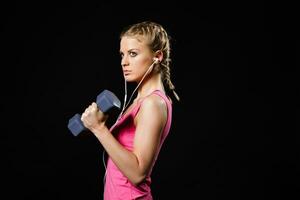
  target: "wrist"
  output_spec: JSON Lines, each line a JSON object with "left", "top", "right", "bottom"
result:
{"left": 91, "top": 123, "right": 109, "bottom": 138}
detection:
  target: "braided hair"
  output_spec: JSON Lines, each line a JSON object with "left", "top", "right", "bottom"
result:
{"left": 120, "top": 21, "right": 180, "bottom": 101}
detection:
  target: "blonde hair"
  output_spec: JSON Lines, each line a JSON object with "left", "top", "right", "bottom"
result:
{"left": 120, "top": 21, "right": 180, "bottom": 101}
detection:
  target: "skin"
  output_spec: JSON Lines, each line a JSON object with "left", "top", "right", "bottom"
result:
{"left": 81, "top": 36, "right": 168, "bottom": 186}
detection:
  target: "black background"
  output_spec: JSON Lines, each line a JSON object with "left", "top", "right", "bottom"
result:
{"left": 2, "top": 1, "right": 299, "bottom": 200}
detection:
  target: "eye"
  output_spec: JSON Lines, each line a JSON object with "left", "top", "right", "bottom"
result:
{"left": 129, "top": 51, "right": 137, "bottom": 57}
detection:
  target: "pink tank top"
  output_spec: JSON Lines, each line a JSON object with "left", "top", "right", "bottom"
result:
{"left": 104, "top": 90, "right": 172, "bottom": 200}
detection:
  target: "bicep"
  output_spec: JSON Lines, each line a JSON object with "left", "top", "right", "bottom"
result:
{"left": 132, "top": 96, "right": 167, "bottom": 175}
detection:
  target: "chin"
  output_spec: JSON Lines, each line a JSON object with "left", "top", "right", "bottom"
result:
{"left": 124, "top": 74, "right": 137, "bottom": 82}
{"left": 124, "top": 76, "right": 135, "bottom": 82}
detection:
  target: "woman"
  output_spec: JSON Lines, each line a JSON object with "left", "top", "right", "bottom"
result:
{"left": 81, "top": 21, "right": 180, "bottom": 200}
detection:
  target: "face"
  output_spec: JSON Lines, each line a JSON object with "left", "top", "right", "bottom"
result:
{"left": 120, "top": 36, "right": 155, "bottom": 82}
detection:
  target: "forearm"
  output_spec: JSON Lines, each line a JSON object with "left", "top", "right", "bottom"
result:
{"left": 91, "top": 125, "right": 146, "bottom": 185}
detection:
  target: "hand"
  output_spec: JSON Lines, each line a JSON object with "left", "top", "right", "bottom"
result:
{"left": 81, "top": 102, "right": 108, "bottom": 131}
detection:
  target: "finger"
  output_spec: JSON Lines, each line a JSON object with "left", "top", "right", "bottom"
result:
{"left": 92, "top": 102, "right": 97, "bottom": 107}
{"left": 86, "top": 102, "right": 95, "bottom": 112}
{"left": 87, "top": 104, "right": 94, "bottom": 112}
{"left": 82, "top": 110, "right": 87, "bottom": 118}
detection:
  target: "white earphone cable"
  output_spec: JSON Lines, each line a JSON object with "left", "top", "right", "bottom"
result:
{"left": 102, "top": 59, "right": 157, "bottom": 186}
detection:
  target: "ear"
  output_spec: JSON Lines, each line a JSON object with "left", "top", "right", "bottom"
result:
{"left": 154, "top": 50, "right": 163, "bottom": 63}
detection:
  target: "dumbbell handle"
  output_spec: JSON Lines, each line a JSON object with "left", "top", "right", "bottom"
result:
{"left": 67, "top": 90, "right": 121, "bottom": 136}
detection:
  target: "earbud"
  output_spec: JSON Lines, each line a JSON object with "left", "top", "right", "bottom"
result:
{"left": 153, "top": 57, "right": 159, "bottom": 64}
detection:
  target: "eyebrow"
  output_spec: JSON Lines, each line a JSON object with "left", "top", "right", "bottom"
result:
{"left": 119, "top": 48, "right": 140, "bottom": 54}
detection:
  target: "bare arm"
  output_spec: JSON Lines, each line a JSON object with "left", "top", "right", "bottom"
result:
{"left": 81, "top": 95, "right": 167, "bottom": 186}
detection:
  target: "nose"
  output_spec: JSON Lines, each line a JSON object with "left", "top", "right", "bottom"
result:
{"left": 121, "top": 56, "right": 129, "bottom": 68}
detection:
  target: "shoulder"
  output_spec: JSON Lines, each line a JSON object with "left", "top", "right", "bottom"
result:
{"left": 136, "top": 93, "right": 168, "bottom": 120}
{"left": 141, "top": 93, "right": 167, "bottom": 112}
{"left": 134, "top": 93, "right": 168, "bottom": 131}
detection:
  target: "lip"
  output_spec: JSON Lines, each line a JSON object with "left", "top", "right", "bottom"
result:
{"left": 123, "top": 70, "right": 131, "bottom": 75}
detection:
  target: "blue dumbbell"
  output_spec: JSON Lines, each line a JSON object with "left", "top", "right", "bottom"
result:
{"left": 68, "top": 90, "right": 121, "bottom": 136}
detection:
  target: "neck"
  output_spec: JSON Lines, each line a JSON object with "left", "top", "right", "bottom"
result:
{"left": 136, "top": 73, "right": 165, "bottom": 100}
